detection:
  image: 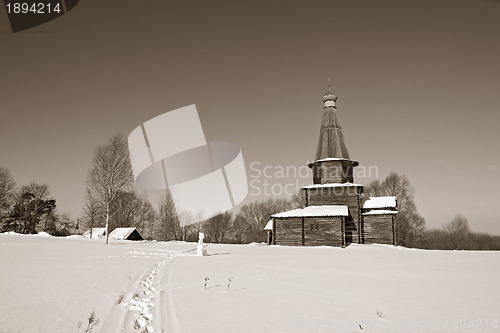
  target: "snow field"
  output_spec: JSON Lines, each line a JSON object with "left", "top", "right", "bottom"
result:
{"left": 1, "top": 234, "right": 499, "bottom": 333}
{"left": 0, "top": 233, "right": 194, "bottom": 333}
{"left": 167, "top": 244, "right": 500, "bottom": 332}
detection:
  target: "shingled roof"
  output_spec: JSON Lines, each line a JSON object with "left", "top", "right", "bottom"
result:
{"left": 315, "top": 89, "right": 350, "bottom": 161}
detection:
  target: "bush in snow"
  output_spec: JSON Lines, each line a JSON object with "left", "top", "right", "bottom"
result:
{"left": 76, "top": 311, "right": 99, "bottom": 333}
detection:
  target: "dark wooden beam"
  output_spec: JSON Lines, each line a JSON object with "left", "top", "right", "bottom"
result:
{"left": 272, "top": 218, "right": 276, "bottom": 245}
{"left": 341, "top": 217, "right": 345, "bottom": 247}
{"left": 301, "top": 217, "right": 305, "bottom": 245}
{"left": 392, "top": 215, "right": 396, "bottom": 246}
{"left": 357, "top": 194, "right": 362, "bottom": 244}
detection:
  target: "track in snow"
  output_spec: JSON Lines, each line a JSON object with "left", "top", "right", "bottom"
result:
{"left": 99, "top": 249, "right": 193, "bottom": 333}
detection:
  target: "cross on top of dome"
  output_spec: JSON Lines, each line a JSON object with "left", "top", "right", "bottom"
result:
{"left": 323, "top": 78, "right": 337, "bottom": 107}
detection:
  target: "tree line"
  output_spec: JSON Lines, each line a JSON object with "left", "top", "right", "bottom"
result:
{"left": 80, "top": 133, "right": 305, "bottom": 244}
{"left": 0, "top": 169, "right": 73, "bottom": 236}
{"left": 1, "top": 133, "right": 499, "bottom": 250}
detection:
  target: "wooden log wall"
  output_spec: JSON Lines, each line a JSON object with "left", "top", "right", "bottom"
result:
{"left": 303, "top": 218, "right": 343, "bottom": 247}
{"left": 305, "top": 185, "right": 363, "bottom": 244}
{"left": 362, "top": 214, "right": 395, "bottom": 245}
{"left": 274, "top": 218, "right": 303, "bottom": 246}
{"left": 311, "top": 160, "right": 354, "bottom": 184}
{"left": 274, "top": 217, "right": 345, "bottom": 247}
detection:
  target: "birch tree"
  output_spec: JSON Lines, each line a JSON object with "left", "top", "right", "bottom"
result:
{"left": 81, "top": 188, "right": 103, "bottom": 238}
{"left": 88, "top": 134, "right": 133, "bottom": 244}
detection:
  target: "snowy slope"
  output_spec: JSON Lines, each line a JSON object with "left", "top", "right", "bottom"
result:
{"left": 0, "top": 234, "right": 499, "bottom": 333}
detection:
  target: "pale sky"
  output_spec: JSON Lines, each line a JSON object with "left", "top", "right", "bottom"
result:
{"left": 1, "top": 0, "right": 499, "bottom": 234}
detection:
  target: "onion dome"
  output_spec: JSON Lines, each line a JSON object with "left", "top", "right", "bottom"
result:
{"left": 323, "top": 79, "right": 337, "bottom": 108}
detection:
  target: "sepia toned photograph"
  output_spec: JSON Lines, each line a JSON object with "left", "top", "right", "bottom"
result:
{"left": 1, "top": 1, "right": 499, "bottom": 332}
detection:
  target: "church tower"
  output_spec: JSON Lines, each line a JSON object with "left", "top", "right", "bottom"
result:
{"left": 269, "top": 82, "right": 397, "bottom": 247}
{"left": 303, "top": 86, "right": 364, "bottom": 244}
{"left": 309, "top": 86, "right": 359, "bottom": 184}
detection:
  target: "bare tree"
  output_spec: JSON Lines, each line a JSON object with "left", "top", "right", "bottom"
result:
{"left": 419, "top": 228, "right": 449, "bottom": 250}
{"left": 235, "top": 197, "right": 294, "bottom": 243}
{"left": 227, "top": 193, "right": 303, "bottom": 244}
{"left": 176, "top": 210, "right": 206, "bottom": 242}
{"left": 0, "top": 167, "right": 16, "bottom": 225}
{"left": 176, "top": 210, "right": 193, "bottom": 241}
{"left": 231, "top": 214, "right": 246, "bottom": 244}
{"left": 45, "top": 211, "right": 74, "bottom": 236}
{"left": 291, "top": 191, "right": 307, "bottom": 208}
{"left": 81, "top": 188, "right": 103, "bottom": 238}
{"left": 203, "top": 211, "right": 232, "bottom": 243}
{"left": 157, "top": 190, "right": 180, "bottom": 241}
{"left": 445, "top": 214, "right": 470, "bottom": 250}
{"left": 364, "top": 179, "right": 383, "bottom": 197}
{"left": 134, "top": 194, "right": 155, "bottom": 238}
{"left": 109, "top": 190, "right": 154, "bottom": 233}
{"left": 419, "top": 224, "right": 500, "bottom": 251}
{"left": 88, "top": 134, "right": 133, "bottom": 244}
{"left": 143, "top": 210, "right": 157, "bottom": 240}
{"left": 134, "top": 190, "right": 156, "bottom": 240}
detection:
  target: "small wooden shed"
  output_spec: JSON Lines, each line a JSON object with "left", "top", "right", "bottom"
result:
{"left": 108, "top": 227, "right": 144, "bottom": 241}
{"left": 361, "top": 196, "right": 398, "bottom": 245}
{"left": 82, "top": 228, "right": 106, "bottom": 239}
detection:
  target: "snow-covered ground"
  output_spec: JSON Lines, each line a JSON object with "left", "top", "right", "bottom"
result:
{"left": 0, "top": 233, "right": 499, "bottom": 333}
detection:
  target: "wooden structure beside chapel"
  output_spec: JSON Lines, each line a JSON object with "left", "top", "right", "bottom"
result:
{"left": 270, "top": 87, "right": 398, "bottom": 247}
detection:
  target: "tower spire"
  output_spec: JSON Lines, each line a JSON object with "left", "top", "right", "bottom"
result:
{"left": 316, "top": 86, "right": 349, "bottom": 160}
